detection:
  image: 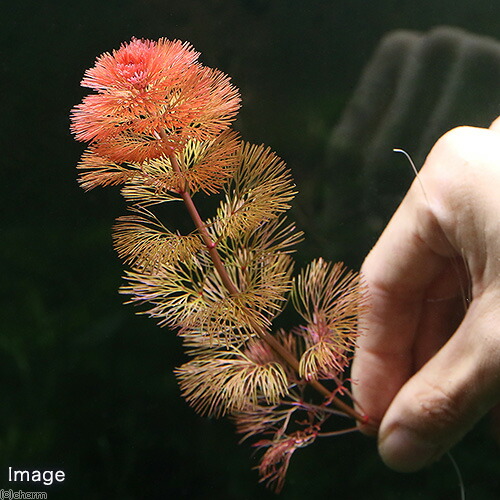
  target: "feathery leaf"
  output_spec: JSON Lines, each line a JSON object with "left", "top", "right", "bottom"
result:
{"left": 77, "top": 148, "right": 140, "bottom": 191}
{"left": 209, "top": 142, "right": 296, "bottom": 239}
{"left": 175, "top": 340, "right": 289, "bottom": 417}
{"left": 292, "top": 259, "right": 366, "bottom": 380}
{"left": 113, "top": 206, "right": 203, "bottom": 270}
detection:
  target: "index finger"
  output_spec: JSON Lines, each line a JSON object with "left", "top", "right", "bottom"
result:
{"left": 351, "top": 160, "right": 456, "bottom": 430}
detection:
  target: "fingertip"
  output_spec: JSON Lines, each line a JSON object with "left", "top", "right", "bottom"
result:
{"left": 375, "top": 365, "right": 466, "bottom": 472}
{"left": 378, "top": 423, "right": 444, "bottom": 472}
{"left": 489, "top": 115, "right": 500, "bottom": 132}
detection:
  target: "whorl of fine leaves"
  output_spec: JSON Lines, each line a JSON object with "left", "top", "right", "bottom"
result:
{"left": 113, "top": 206, "right": 203, "bottom": 270}
{"left": 71, "top": 38, "right": 241, "bottom": 162}
{"left": 119, "top": 130, "right": 240, "bottom": 205}
{"left": 120, "top": 247, "right": 293, "bottom": 342}
{"left": 209, "top": 142, "right": 296, "bottom": 240}
{"left": 213, "top": 216, "right": 303, "bottom": 258}
{"left": 291, "top": 259, "right": 366, "bottom": 380}
{"left": 77, "top": 148, "right": 141, "bottom": 191}
{"left": 175, "top": 342, "right": 289, "bottom": 417}
{"left": 175, "top": 129, "right": 240, "bottom": 194}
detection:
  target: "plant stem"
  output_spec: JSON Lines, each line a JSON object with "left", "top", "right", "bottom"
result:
{"left": 317, "top": 426, "right": 360, "bottom": 438}
{"left": 166, "top": 148, "right": 371, "bottom": 428}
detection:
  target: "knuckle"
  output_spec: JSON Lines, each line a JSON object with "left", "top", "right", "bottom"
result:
{"left": 426, "top": 126, "right": 477, "bottom": 179}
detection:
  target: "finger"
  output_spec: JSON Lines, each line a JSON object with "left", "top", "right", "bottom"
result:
{"left": 352, "top": 181, "right": 451, "bottom": 428}
{"left": 412, "top": 263, "right": 467, "bottom": 370}
{"left": 378, "top": 289, "right": 500, "bottom": 472}
{"left": 354, "top": 124, "right": 500, "bottom": 431}
{"left": 489, "top": 115, "right": 500, "bottom": 131}
{"left": 411, "top": 300, "right": 460, "bottom": 373}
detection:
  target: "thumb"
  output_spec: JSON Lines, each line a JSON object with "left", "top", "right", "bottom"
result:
{"left": 377, "top": 291, "right": 500, "bottom": 472}
{"left": 489, "top": 115, "right": 500, "bottom": 132}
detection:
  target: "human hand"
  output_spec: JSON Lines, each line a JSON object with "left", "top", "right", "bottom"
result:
{"left": 352, "top": 117, "right": 500, "bottom": 472}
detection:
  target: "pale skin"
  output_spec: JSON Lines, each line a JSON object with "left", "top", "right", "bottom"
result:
{"left": 352, "top": 116, "right": 500, "bottom": 472}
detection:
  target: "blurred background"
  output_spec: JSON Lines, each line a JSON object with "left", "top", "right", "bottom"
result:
{"left": 1, "top": 1, "right": 500, "bottom": 498}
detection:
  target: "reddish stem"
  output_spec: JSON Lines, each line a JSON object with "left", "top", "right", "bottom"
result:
{"left": 165, "top": 147, "right": 371, "bottom": 428}
{"left": 317, "top": 426, "right": 360, "bottom": 438}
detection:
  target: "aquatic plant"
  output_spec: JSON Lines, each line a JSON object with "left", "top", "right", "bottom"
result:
{"left": 71, "top": 37, "right": 369, "bottom": 493}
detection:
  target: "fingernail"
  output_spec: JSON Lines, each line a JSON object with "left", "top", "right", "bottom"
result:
{"left": 379, "top": 426, "right": 442, "bottom": 472}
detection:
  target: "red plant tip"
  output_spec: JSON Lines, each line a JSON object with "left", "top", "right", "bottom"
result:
{"left": 80, "top": 38, "right": 199, "bottom": 91}
{"left": 70, "top": 37, "right": 241, "bottom": 162}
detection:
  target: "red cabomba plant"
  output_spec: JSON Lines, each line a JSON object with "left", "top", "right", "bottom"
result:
{"left": 71, "top": 37, "right": 370, "bottom": 493}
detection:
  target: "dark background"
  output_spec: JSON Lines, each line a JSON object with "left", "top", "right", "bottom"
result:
{"left": 1, "top": 1, "right": 499, "bottom": 498}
